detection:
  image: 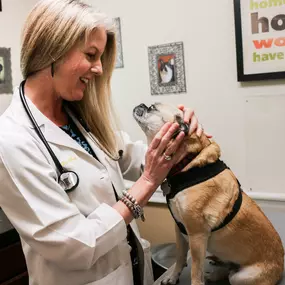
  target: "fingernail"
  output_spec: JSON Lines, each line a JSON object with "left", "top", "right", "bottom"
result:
{"left": 177, "top": 131, "right": 185, "bottom": 138}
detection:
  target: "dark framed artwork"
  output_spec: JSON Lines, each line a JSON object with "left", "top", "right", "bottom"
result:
{"left": 234, "top": 0, "right": 285, "bottom": 82}
{"left": 148, "top": 42, "right": 187, "bottom": 95}
{"left": 0, "top": 1, "right": 2, "bottom": 12}
{"left": 0, "top": 48, "right": 13, "bottom": 94}
{"left": 114, "top": 17, "right": 124, "bottom": 68}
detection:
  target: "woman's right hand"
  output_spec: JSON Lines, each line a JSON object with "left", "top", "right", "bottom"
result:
{"left": 141, "top": 122, "right": 186, "bottom": 189}
{"left": 114, "top": 123, "right": 186, "bottom": 223}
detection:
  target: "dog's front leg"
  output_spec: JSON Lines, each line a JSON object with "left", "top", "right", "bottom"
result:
{"left": 161, "top": 224, "right": 188, "bottom": 285}
{"left": 189, "top": 232, "right": 209, "bottom": 285}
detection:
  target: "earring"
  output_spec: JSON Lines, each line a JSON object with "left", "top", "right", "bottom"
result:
{"left": 51, "top": 62, "right": 55, "bottom": 77}
{"left": 50, "top": 55, "right": 56, "bottom": 77}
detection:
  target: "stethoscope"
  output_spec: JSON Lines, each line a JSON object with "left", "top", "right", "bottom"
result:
{"left": 19, "top": 80, "right": 80, "bottom": 193}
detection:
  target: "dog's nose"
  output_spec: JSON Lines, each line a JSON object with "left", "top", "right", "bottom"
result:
{"left": 133, "top": 104, "right": 147, "bottom": 117}
{"left": 136, "top": 107, "right": 144, "bottom": 117}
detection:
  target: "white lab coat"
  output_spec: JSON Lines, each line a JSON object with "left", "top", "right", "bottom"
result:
{"left": 0, "top": 87, "right": 153, "bottom": 285}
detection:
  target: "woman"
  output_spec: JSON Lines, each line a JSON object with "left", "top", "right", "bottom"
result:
{"left": 0, "top": 1, "right": 207, "bottom": 284}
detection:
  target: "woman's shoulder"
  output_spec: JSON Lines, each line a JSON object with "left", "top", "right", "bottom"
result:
{"left": 0, "top": 111, "right": 36, "bottom": 150}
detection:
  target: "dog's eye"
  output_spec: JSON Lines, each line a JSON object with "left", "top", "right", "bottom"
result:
{"left": 148, "top": 105, "right": 156, "bottom": 111}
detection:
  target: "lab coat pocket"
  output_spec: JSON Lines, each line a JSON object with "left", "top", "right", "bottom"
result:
{"left": 86, "top": 263, "right": 133, "bottom": 285}
{"left": 118, "top": 239, "right": 132, "bottom": 265}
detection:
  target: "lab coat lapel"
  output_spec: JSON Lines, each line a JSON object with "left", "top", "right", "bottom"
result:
{"left": 65, "top": 109, "right": 109, "bottom": 164}
{"left": 65, "top": 110, "right": 127, "bottom": 196}
{"left": 44, "top": 122, "right": 90, "bottom": 155}
{"left": 84, "top": 131, "right": 126, "bottom": 197}
{"left": 34, "top": 113, "right": 92, "bottom": 158}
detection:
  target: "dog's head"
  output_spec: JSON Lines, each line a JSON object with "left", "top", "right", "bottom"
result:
{"left": 133, "top": 103, "right": 189, "bottom": 143}
{"left": 133, "top": 102, "right": 220, "bottom": 170}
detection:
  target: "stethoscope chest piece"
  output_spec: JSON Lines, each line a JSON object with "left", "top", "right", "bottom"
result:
{"left": 59, "top": 171, "right": 79, "bottom": 193}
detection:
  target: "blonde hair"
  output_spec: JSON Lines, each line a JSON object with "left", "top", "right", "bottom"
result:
{"left": 21, "top": 0, "right": 121, "bottom": 160}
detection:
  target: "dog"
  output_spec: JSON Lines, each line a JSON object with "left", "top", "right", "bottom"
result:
{"left": 133, "top": 103, "right": 284, "bottom": 285}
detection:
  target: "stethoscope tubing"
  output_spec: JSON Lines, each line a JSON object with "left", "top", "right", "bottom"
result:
{"left": 19, "top": 80, "right": 79, "bottom": 192}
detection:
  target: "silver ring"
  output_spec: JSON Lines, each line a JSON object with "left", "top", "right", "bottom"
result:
{"left": 163, "top": 153, "right": 172, "bottom": 161}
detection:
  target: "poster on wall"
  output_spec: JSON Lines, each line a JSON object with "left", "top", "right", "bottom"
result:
{"left": 0, "top": 0, "right": 2, "bottom": 12}
{"left": 234, "top": 0, "right": 285, "bottom": 81}
{"left": 114, "top": 17, "right": 124, "bottom": 69}
{"left": 148, "top": 42, "right": 187, "bottom": 95}
{"left": 0, "top": 48, "right": 13, "bottom": 94}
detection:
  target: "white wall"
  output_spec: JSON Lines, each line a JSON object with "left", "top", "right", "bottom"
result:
{"left": 1, "top": 0, "right": 285, "bottom": 195}
{"left": 90, "top": 0, "right": 285, "bottom": 195}
{"left": 0, "top": 0, "right": 38, "bottom": 113}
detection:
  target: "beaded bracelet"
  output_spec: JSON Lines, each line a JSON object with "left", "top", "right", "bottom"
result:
{"left": 120, "top": 190, "right": 145, "bottom": 222}
{"left": 121, "top": 191, "right": 145, "bottom": 222}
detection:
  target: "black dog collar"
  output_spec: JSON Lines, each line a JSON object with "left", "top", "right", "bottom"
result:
{"left": 168, "top": 153, "right": 197, "bottom": 177}
{"left": 165, "top": 160, "right": 243, "bottom": 234}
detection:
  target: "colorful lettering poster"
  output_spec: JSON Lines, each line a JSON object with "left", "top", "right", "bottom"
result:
{"left": 234, "top": 0, "right": 285, "bottom": 81}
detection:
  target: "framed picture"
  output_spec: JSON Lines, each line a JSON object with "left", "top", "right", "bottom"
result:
{"left": 234, "top": 0, "right": 285, "bottom": 82}
{"left": 0, "top": 1, "right": 2, "bottom": 12}
{"left": 148, "top": 42, "right": 187, "bottom": 95}
{"left": 0, "top": 48, "right": 13, "bottom": 94}
{"left": 114, "top": 17, "right": 124, "bottom": 68}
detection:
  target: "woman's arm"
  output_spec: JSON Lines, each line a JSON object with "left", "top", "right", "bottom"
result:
{"left": 115, "top": 122, "right": 186, "bottom": 224}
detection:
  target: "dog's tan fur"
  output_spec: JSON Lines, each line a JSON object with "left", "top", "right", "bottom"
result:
{"left": 133, "top": 103, "right": 284, "bottom": 285}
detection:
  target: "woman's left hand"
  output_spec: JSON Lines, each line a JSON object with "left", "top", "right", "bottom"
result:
{"left": 177, "top": 105, "right": 212, "bottom": 138}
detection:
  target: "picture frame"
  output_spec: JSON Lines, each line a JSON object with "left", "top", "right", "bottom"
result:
{"left": 234, "top": 0, "right": 285, "bottom": 82}
{"left": 148, "top": 42, "right": 187, "bottom": 95}
{"left": 0, "top": 48, "right": 13, "bottom": 94}
{"left": 114, "top": 17, "right": 124, "bottom": 69}
{"left": 0, "top": 1, "right": 2, "bottom": 12}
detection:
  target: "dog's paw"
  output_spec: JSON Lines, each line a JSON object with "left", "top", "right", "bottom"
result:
{"left": 161, "top": 276, "right": 180, "bottom": 285}
{"left": 206, "top": 255, "right": 225, "bottom": 267}
{"left": 204, "top": 256, "right": 230, "bottom": 282}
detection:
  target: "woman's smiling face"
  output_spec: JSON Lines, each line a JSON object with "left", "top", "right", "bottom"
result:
{"left": 53, "top": 26, "right": 107, "bottom": 101}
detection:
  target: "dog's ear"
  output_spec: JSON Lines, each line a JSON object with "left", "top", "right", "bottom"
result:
{"left": 173, "top": 115, "right": 189, "bottom": 138}
{"left": 179, "top": 122, "right": 189, "bottom": 135}
{"left": 168, "top": 58, "right": 175, "bottom": 66}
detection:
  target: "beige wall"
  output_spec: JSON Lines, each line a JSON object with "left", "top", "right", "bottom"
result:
{"left": 137, "top": 203, "right": 176, "bottom": 246}
{"left": 0, "top": 0, "right": 38, "bottom": 113}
